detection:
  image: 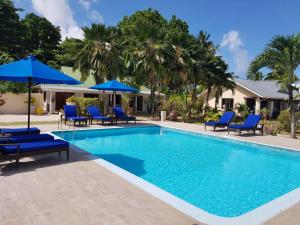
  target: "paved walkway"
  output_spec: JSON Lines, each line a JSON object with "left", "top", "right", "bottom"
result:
{"left": 0, "top": 114, "right": 60, "bottom": 123}
{"left": 1, "top": 120, "right": 300, "bottom": 225}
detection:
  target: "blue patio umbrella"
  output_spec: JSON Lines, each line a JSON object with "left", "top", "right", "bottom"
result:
{"left": 90, "top": 80, "right": 138, "bottom": 107}
{"left": 0, "top": 55, "right": 81, "bottom": 132}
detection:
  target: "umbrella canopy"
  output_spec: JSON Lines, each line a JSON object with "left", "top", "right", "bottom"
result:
{"left": 90, "top": 80, "right": 138, "bottom": 107}
{"left": 0, "top": 55, "right": 81, "bottom": 132}
{"left": 0, "top": 55, "right": 81, "bottom": 84}
{"left": 90, "top": 80, "right": 138, "bottom": 92}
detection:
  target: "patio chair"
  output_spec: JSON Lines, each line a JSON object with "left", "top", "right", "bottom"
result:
{"left": 112, "top": 106, "right": 136, "bottom": 124}
{"left": 63, "top": 105, "right": 88, "bottom": 126}
{"left": 87, "top": 106, "right": 113, "bottom": 125}
{"left": 0, "top": 133, "right": 54, "bottom": 144}
{"left": 0, "top": 127, "right": 40, "bottom": 136}
{"left": 204, "top": 111, "right": 235, "bottom": 131}
{"left": 0, "top": 139, "right": 69, "bottom": 166}
{"left": 228, "top": 114, "right": 263, "bottom": 135}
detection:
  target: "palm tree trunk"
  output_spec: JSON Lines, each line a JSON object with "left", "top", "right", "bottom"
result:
{"left": 150, "top": 86, "right": 156, "bottom": 118}
{"left": 205, "top": 86, "right": 211, "bottom": 113}
{"left": 288, "top": 85, "right": 296, "bottom": 139}
{"left": 189, "top": 83, "right": 197, "bottom": 117}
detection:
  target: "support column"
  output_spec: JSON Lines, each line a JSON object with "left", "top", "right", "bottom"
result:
{"left": 49, "top": 91, "right": 53, "bottom": 114}
{"left": 135, "top": 95, "right": 138, "bottom": 112}
{"left": 255, "top": 97, "right": 261, "bottom": 115}
{"left": 268, "top": 100, "right": 274, "bottom": 118}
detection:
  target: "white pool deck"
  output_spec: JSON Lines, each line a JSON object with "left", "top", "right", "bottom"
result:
{"left": 1, "top": 118, "right": 300, "bottom": 225}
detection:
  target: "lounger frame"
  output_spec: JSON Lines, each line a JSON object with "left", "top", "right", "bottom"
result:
{"left": 204, "top": 122, "right": 231, "bottom": 131}
{"left": 227, "top": 122, "right": 264, "bottom": 135}
{"left": 0, "top": 144, "right": 69, "bottom": 166}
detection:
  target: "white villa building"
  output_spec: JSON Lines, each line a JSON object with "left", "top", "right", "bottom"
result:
{"left": 0, "top": 66, "right": 157, "bottom": 115}
{"left": 201, "top": 78, "right": 299, "bottom": 118}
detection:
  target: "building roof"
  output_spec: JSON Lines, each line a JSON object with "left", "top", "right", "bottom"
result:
{"left": 234, "top": 78, "right": 297, "bottom": 99}
{"left": 38, "top": 66, "right": 163, "bottom": 96}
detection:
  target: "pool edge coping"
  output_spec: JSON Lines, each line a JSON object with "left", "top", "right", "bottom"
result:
{"left": 48, "top": 124, "right": 300, "bottom": 225}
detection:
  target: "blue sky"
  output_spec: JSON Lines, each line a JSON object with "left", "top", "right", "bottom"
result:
{"left": 13, "top": 0, "right": 300, "bottom": 78}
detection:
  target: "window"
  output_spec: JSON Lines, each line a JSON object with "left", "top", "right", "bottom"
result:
{"left": 221, "top": 98, "right": 234, "bottom": 111}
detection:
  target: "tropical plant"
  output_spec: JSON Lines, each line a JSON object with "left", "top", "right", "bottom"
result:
{"left": 263, "top": 120, "right": 283, "bottom": 136}
{"left": 277, "top": 109, "right": 300, "bottom": 133}
{"left": 235, "top": 103, "right": 250, "bottom": 119}
{"left": 120, "top": 10, "right": 171, "bottom": 117}
{"left": 73, "top": 24, "right": 123, "bottom": 83}
{"left": 248, "top": 34, "right": 300, "bottom": 138}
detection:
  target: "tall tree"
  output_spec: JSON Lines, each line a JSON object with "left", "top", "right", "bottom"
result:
{"left": 248, "top": 34, "right": 300, "bottom": 138}
{"left": 55, "top": 38, "right": 82, "bottom": 67}
{"left": 74, "top": 24, "right": 122, "bottom": 83}
{"left": 119, "top": 9, "right": 171, "bottom": 117}
{"left": 22, "top": 13, "right": 61, "bottom": 66}
{"left": 0, "top": 0, "right": 25, "bottom": 58}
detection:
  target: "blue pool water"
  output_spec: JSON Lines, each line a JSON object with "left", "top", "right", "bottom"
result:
{"left": 53, "top": 126, "right": 300, "bottom": 217}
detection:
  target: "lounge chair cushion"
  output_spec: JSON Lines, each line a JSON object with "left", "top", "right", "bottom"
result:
{"left": 205, "top": 121, "right": 224, "bottom": 126}
{"left": 205, "top": 112, "right": 235, "bottom": 127}
{"left": 228, "top": 115, "right": 261, "bottom": 130}
{"left": 87, "top": 106, "right": 102, "bottom": 117}
{"left": 0, "top": 127, "right": 40, "bottom": 135}
{"left": 92, "top": 116, "right": 112, "bottom": 121}
{"left": 228, "top": 124, "right": 255, "bottom": 130}
{"left": 113, "top": 107, "right": 136, "bottom": 120}
{"left": 0, "top": 134, "right": 54, "bottom": 144}
{"left": 67, "top": 116, "right": 88, "bottom": 121}
{"left": 0, "top": 140, "right": 69, "bottom": 154}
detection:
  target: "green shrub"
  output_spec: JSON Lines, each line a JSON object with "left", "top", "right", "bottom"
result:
{"left": 263, "top": 120, "right": 283, "bottom": 136}
{"left": 235, "top": 103, "right": 249, "bottom": 119}
{"left": 277, "top": 109, "right": 300, "bottom": 132}
{"left": 161, "top": 94, "right": 186, "bottom": 116}
{"left": 204, "top": 110, "right": 221, "bottom": 122}
{"left": 66, "top": 95, "right": 76, "bottom": 102}
{"left": 72, "top": 97, "right": 104, "bottom": 116}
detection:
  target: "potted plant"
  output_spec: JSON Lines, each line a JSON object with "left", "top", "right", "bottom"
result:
{"left": 66, "top": 95, "right": 76, "bottom": 105}
{"left": 169, "top": 110, "right": 177, "bottom": 121}
{"left": 25, "top": 97, "right": 36, "bottom": 114}
{"left": 260, "top": 107, "right": 270, "bottom": 120}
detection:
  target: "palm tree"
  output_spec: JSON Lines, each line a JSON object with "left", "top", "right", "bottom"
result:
{"left": 124, "top": 22, "right": 173, "bottom": 117}
{"left": 248, "top": 34, "right": 300, "bottom": 138}
{"left": 73, "top": 24, "right": 122, "bottom": 83}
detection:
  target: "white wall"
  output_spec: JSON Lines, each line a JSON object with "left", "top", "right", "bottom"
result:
{"left": 205, "top": 85, "right": 258, "bottom": 110}
{"left": 0, "top": 93, "right": 43, "bottom": 114}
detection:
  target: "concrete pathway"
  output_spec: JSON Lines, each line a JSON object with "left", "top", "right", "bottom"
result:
{"left": 1, "top": 120, "right": 300, "bottom": 225}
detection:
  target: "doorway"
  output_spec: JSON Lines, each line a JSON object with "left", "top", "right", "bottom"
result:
{"left": 137, "top": 96, "right": 143, "bottom": 111}
{"left": 55, "top": 92, "right": 75, "bottom": 111}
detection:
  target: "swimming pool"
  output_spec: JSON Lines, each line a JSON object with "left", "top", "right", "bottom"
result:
{"left": 53, "top": 126, "right": 300, "bottom": 222}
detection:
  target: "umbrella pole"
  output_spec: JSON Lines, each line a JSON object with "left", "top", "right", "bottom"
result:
{"left": 27, "top": 78, "right": 32, "bottom": 133}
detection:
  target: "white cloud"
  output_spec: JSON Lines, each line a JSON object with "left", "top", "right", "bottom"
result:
{"left": 220, "top": 30, "right": 249, "bottom": 76}
{"left": 90, "top": 10, "right": 104, "bottom": 23}
{"left": 31, "top": 0, "right": 83, "bottom": 39}
{"left": 79, "top": 0, "right": 91, "bottom": 10}
{"left": 79, "top": 0, "right": 99, "bottom": 10}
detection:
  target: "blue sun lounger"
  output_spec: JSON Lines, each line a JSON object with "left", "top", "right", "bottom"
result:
{"left": 0, "top": 139, "right": 69, "bottom": 166}
{"left": 0, "top": 127, "right": 40, "bottom": 136}
{"left": 63, "top": 105, "right": 88, "bottom": 126}
{"left": 87, "top": 106, "right": 113, "bottom": 125}
{"left": 0, "top": 134, "right": 54, "bottom": 144}
{"left": 228, "top": 114, "right": 263, "bottom": 135}
{"left": 205, "top": 111, "right": 235, "bottom": 131}
{"left": 112, "top": 106, "right": 136, "bottom": 124}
